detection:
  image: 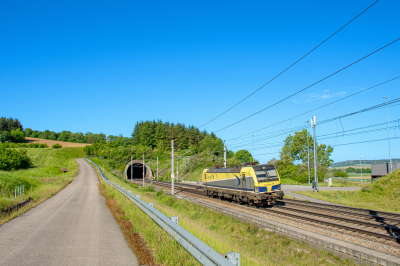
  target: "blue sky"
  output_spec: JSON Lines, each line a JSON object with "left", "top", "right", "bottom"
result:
{"left": 1, "top": 0, "right": 399, "bottom": 163}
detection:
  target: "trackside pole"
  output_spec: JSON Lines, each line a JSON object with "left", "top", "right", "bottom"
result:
{"left": 224, "top": 141, "right": 227, "bottom": 168}
{"left": 311, "top": 116, "right": 318, "bottom": 192}
{"left": 171, "top": 138, "right": 174, "bottom": 196}
{"left": 157, "top": 156, "right": 159, "bottom": 181}
{"left": 177, "top": 157, "right": 179, "bottom": 183}
{"left": 143, "top": 153, "right": 145, "bottom": 186}
{"left": 131, "top": 155, "right": 133, "bottom": 182}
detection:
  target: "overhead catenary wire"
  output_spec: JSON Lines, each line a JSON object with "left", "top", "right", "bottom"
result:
{"left": 214, "top": 38, "right": 400, "bottom": 133}
{"left": 229, "top": 99, "right": 400, "bottom": 150}
{"left": 226, "top": 75, "right": 400, "bottom": 141}
{"left": 228, "top": 97, "right": 400, "bottom": 149}
{"left": 198, "top": 0, "right": 380, "bottom": 128}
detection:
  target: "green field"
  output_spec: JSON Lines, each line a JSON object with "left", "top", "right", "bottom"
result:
{"left": 0, "top": 148, "right": 85, "bottom": 224}
{"left": 295, "top": 169, "right": 400, "bottom": 213}
{"left": 89, "top": 158, "right": 356, "bottom": 266}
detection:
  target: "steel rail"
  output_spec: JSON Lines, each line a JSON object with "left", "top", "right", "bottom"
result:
{"left": 273, "top": 206, "right": 400, "bottom": 234}
{"left": 276, "top": 201, "right": 400, "bottom": 225}
{"left": 132, "top": 180, "right": 400, "bottom": 242}
{"left": 260, "top": 207, "right": 400, "bottom": 243}
{"left": 85, "top": 158, "right": 238, "bottom": 266}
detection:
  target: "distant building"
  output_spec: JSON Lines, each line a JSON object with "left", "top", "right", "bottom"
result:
{"left": 371, "top": 163, "right": 400, "bottom": 181}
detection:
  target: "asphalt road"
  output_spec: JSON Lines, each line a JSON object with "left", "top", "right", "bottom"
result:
{"left": 0, "top": 159, "right": 138, "bottom": 266}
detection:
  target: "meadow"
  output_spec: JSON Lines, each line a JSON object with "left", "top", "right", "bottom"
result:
{"left": 295, "top": 169, "right": 400, "bottom": 213}
{"left": 0, "top": 147, "right": 85, "bottom": 224}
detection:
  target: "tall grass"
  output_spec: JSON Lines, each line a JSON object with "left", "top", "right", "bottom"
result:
{"left": 90, "top": 158, "right": 356, "bottom": 266}
{"left": 295, "top": 169, "right": 400, "bottom": 213}
{"left": 0, "top": 148, "right": 85, "bottom": 224}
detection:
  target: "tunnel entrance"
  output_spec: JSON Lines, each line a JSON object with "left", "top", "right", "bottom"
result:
{"left": 126, "top": 163, "right": 146, "bottom": 179}
{"left": 124, "top": 160, "right": 153, "bottom": 181}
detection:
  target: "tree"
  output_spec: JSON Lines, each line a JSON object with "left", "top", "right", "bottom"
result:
{"left": 276, "top": 129, "right": 333, "bottom": 183}
{"left": 235, "top": 150, "right": 253, "bottom": 163}
{"left": 11, "top": 129, "right": 25, "bottom": 143}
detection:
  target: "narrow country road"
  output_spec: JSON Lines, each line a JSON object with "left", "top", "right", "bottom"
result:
{"left": 0, "top": 159, "right": 138, "bottom": 266}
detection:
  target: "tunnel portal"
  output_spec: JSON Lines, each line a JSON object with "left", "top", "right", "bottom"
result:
{"left": 124, "top": 160, "right": 153, "bottom": 181}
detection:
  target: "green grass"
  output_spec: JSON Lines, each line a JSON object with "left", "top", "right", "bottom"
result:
{"left": 90, "top": 158, "right": 356, "bottom": 266}
{"left": 281, "top": 178, "right": 363, "bottom": 187}
{"left": 0, "top": 147, "right": 85, "bottom": 224}
{"left": 295, "top": 169, "right": 400, "bottom": 213}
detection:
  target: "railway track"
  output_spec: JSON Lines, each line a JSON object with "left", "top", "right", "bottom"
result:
{"left": 132, "top": 179, "right": 400, "bottom": 246}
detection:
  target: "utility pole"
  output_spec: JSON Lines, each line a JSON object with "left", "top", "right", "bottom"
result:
{"left": 360, "top": 156, "right": 363, "bottom": 186}
{"left": 305, "top": 121, "right": 310, "bottom": 185}
{"left": 311, "top": 116, "right": 318, "bottom": 192}
{"left": 224, "top": 141, "right": 227, "bottom": 168}
{"left": 131, "top": 155, "right": 133, "bottom": 182}
{"left": 171, "top": 138, "right": 174, "bottom": 196}
{"left": 157, "top": 156, "right": 159, "bottom": 181}
{"left": 177, "top": 156, "right": 179, "bottom": 183}
{"left": 383, "top": 97, "right": 392, "bottom": 173}
{"left": 142, "top": 153, "right": 145, "bottom": 186}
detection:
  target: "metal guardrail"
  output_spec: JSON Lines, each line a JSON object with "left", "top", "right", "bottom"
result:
{"left": 85, "top": 158, "right": 240, "bottom": 266}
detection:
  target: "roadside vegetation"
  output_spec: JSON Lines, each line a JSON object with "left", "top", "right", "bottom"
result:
{"left": 0, "top": 147, "right": 85, "bottom": 224}
{"left": 84, "top": 120, "right": 256, "bottom": 182}
{"left": 295, "top": 169, "right": 400, "bottom": 213}
{"left": 89, "top": 157, "right": 356, "bottom": 266}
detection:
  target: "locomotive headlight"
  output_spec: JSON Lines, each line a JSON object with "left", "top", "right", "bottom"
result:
{"left": 278, "top": 184, "right": 281, "bottom": 190}
{"left": 255, "top": 186, "right": 259, "bottom": 193}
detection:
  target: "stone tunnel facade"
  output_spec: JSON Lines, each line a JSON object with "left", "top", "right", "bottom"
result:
{"left": 124, "top": 160, "right": 153, "bottom": 181}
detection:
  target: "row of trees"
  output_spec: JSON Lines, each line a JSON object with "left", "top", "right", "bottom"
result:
{"left": 0, "top": 117, "right": 23, "bottom": 132}
{"left": 335, "top": 167, "right": 372, "bottom": 173}
{"left": 25, "top": 129, "right": 106, "bottom": 144}
{"left": 0, "top": 117, "right": 25, "bottom": 143}
{"left": 131, "top": 120, "right": 223, "bottom": 153}
{"left": 272, "top": 129, "right": 334, "bottom": 183}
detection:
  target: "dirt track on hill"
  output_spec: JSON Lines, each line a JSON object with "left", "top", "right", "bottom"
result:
{"left": 25, "top": 137, "right": 90, "bottom": 147}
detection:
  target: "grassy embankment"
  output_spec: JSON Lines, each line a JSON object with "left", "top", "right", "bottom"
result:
{"left": 0, "top": 148, "right": 85, "bottom": 224}
{"left": 281, "top": 177, "right": 366, "bottom": 187}
{"left": 295, "top": 170, "right": 400, "bottom": 213}
{"left": 90, "top": 157, "right": 356, "bottom": 266}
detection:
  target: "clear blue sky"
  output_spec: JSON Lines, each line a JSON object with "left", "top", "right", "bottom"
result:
{"left": 1, "top": 0, "right": 399, "bottom": 163}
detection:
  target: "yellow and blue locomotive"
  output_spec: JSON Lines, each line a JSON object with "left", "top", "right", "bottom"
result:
{"left": 202, "top": 163, "right": 283, "bottom": 205}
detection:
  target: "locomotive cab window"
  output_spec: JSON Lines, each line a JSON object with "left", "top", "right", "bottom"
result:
{"left": 255, "top": 169, "right": 279, "bottom": 182}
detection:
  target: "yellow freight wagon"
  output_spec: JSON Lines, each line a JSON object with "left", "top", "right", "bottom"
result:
{"left": 202, "top": 164, "right": 283, "bottom": 205}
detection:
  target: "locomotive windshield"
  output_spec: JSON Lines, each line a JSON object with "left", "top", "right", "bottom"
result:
{"left": 255, "top": 169, "right": 279, "bottom": 182}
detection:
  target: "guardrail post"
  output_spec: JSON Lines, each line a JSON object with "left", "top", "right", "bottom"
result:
{"left": 226, "top": 252, "right": 240, "bottom": 266}
{"left": 171, "top": 216, "right": 178, "bottom": 225}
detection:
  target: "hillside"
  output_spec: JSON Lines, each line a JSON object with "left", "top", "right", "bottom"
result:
{"left": 25, "top": 137, "right": 91, "bottom": 148}
{"left": 331, "top": 159, "right": 400, "bottom": 167}
{"left": 296, "top": 169, "right": 400, "bottom": 213}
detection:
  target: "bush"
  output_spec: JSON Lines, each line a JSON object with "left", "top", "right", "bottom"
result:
{"left": 10, "top": 129, "right": 25, "bottom": 143}
{"left": 0, "top": 174, "right": 38, "bottom": 197}
{"left": 52, "top": 144, "right": 62, "bottom": 148}
{"left": 333, "top": 171, "right": 348, "bottom": 177}
{"left": 0, "top": 148, "right": 32, "bottom": 170}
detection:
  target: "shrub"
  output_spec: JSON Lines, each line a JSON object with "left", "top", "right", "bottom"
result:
{"left": 333, "top": 171, "right": 348, "bottom": 177}
{"left": 11, "top": 128, "right": 25, "bottom": 143}
{"left": 52, "top": 144, "right": 62, "bottom": 148}
{"left": 0, "top": 148, "right": 32, "bottom": 170}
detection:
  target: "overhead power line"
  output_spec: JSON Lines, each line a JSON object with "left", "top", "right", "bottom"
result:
{"left": 226, "top": 75, "right": 400, "bottom": 141}
{"left": 214, "top": 38, "right": 400, "bottom": 133}
{"left": 198, "top": 0, "right": 380, "bottom": 128}
{"left": 229, "top": 99, "right": 400, "bottom": 149}
{"left": 332, "top": 136, "right": 399, "bottom": 147}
